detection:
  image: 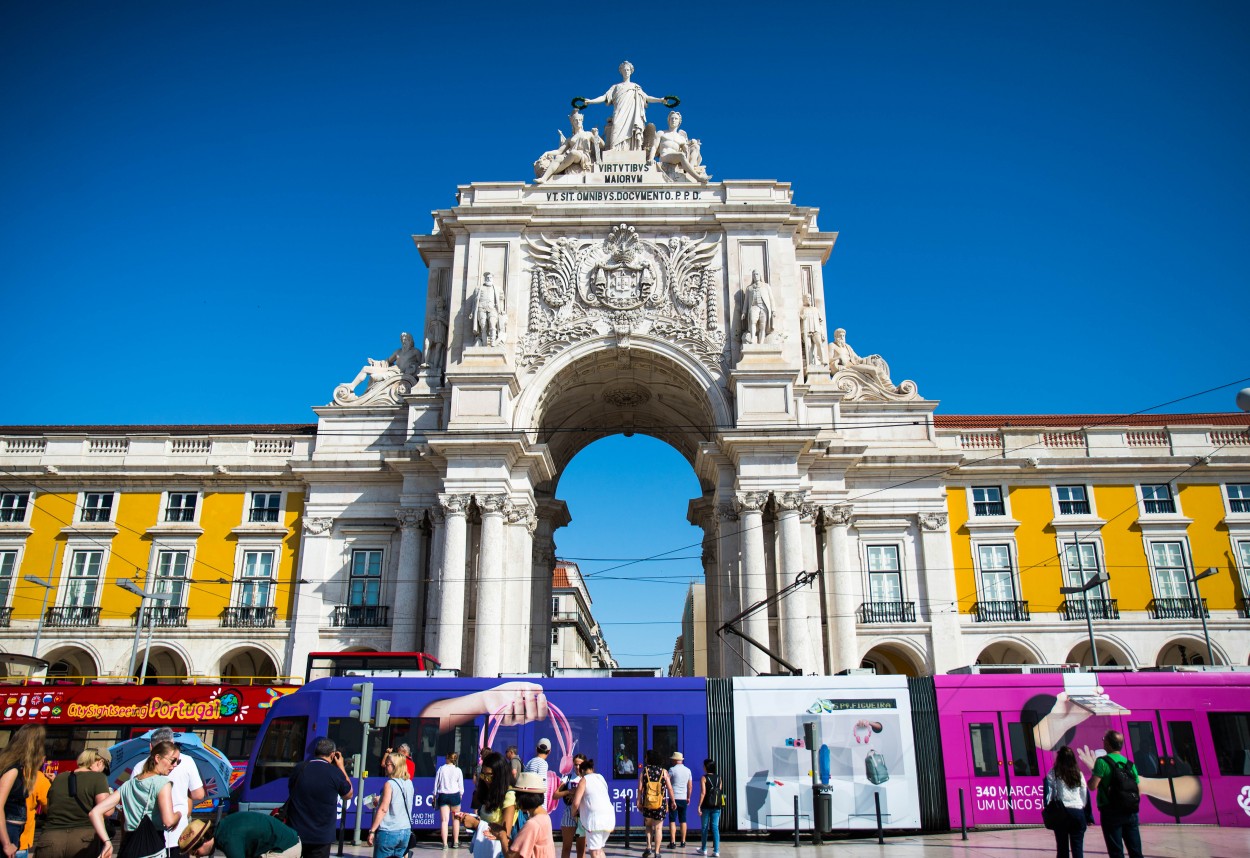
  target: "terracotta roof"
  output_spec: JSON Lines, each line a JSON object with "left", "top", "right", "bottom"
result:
{"left": 0, "top": 424, "right": 317, "bottom": 435}
{"left": 934, "top": 413, "right": 1250, "bottom": 429}
{"left": 552, "top": 563, "right": 573, "bottom": 588}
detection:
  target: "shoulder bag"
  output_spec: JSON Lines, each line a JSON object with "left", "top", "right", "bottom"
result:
{"left": 389, "top": 777, "right": 420, "bottom": 851}
{"left": 117, "top": 779, "right": 167, "bottom": 858}
{"left": 1041, "top": 774, "right": 1069, "bottom": 832}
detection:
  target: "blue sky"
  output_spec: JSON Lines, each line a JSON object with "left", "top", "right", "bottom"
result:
{"left": 3, "top": 2, "right": 1248, "bottom": 666}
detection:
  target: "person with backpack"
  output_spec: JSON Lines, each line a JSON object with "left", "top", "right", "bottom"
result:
{"left": 694, "top": 759, "right": 722, "bottom": 858}
{"left": 1087, "top": 730, "right": 1143, "bottom": 858}
{"left": 636, "top": 751, "right": 674, "bottom": 858}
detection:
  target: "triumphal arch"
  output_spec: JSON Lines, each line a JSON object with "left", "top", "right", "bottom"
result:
{"left": 296, "top": 63, "right": 964, "bottom": 677}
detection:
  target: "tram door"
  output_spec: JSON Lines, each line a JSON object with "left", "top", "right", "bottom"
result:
{"left": 607, "top": 715, "right": 683, "bottom": 816}
{"left": 963, "top": 711, "right": 1040, "bottom": 825}
{"left": 1127, "top": 710, "right": 1216, "bottom": 825}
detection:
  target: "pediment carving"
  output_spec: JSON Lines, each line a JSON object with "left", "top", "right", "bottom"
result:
{"left": 519, "top": 224, "right": 726, "bottom": 374}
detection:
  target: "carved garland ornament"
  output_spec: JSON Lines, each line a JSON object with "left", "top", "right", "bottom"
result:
{"left": 519, "top": 224, "right": 725, "bottom": 374}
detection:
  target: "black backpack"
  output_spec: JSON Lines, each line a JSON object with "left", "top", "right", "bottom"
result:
{"left": 704, "top": 773, "right": 724, "bottom": 808}
{"left": 1101, "top": 757, "right": 1140, "bottom": 815}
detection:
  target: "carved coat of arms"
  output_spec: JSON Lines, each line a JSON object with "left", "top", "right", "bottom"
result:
{"left": 519, "top": 224, "right": 724, "bottom": 373}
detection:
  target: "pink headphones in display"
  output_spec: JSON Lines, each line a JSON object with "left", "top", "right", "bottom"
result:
{"left": 479, "top": 700, "right": 574, "bottom": 812}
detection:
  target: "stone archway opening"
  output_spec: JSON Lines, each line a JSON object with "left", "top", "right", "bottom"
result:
{"left": 44, "top": 646, "right": 98, "bottom": 683}
{"left": 220, "top": 647, "right": 280, "bottom": 684}
{"left": 860, "top": 644, "right": 924, "bottom": 677}
{"left": 1064, "top": 639, "right": 1133, "bottom": 668}
{"left": 974, "top": 640, "right": 1041, "bottom": 666}
{"left": 134, "top": 646, "right": 189, "bottom": 684}
{"left": 1156, "top": 637, "right": 1223, "bottom": 667}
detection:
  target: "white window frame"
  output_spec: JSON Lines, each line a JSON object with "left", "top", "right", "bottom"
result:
{"left": 1222, "top": 483, "right": 1250, "bottom": 516}
{"left": 863, "top": 543, "right": 904, "bottom": 604}
{"left": 1053, "top": 485, "right": 1093, "bottom": 517}
{"left": 552, "top": 596, "right": 560, "bottom": 616}
{"left": 347, "top": 548, "right": 384, "bottom": 607}
{"left": 0, "top": 492, "right": 31, "bottom": 525}
{"left": 148, "top": 545, "right": 194, "bottom": 609}
{"left": 232, "top": 542, "right": 279, "bottom": 609}
{"left": 78, "top": 491, "right": 117, "bottom": 524}
{"left": 162, "top": 491, "right": 200, "bottom": 524}
{"left": 1232, "top": 538, "right": 1250, "bottom": 608}
{"left": 245, "top": 491, "right": 283, "bottom": 525}
{"left": 1056, "top": 536, "right": 1109, "bottom": 599}
{"left": 973, "top": 541, "right": 1019, "bottom": 604}
{"left": 57, "top": 545, "right": 109, "bottom": 609}
{"left": 552, "top": 627, "right": 560, "bottom": 645}
{"left": 1145, "top": 539, "right": 1193, "bottom": 602}
{"left": 0, "top": 547, "right": 19, "bottom": 609}
{"left": 970, "top": 486, "right": 1007, "bottom": 518}
{"left": 1138, "top": 483, "right": 1179, "bottom": 516}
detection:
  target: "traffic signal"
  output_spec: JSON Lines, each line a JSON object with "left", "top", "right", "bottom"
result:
{"left": 350, "top": 682, "right": 374, "bottom": 722}
{"left": 374, "top": 698, "right": 391, "bottom": 729}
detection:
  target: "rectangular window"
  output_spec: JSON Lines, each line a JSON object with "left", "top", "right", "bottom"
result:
{"left": 1142, "top": 484, "right": 1176, "bottom": 514}
{"left": 248, "top": 492, "right": 281, "bottom": 523}
{"left": 249, "top": 716, "right": 308, "bottom": 788}
{"left": 1238, "top": 541, "right": 1250, "bottom": 579}
{"left": 155, "top": 550, "right": 190, "bottom": 605}
{"left": 1056, "top": 486, "right": 1090, "bottom": 515}
{"left": 1207, "top": 713, "right": 1250, "bottom": 776}
{"left": 1166, "top": 721, "right": 1202, "bottom": 776}
{"left": 239, "top": 550, "right": 274, "bottom": 607}
{"left": 81, "top": 492, "right": 113, "bottom": 523}
{"left": 552, "top": 596, "right": 559, "bottom": 616}
{"left": 977, "top": 544, "right": 1015, "bottom": 602}
{"left": 0, "top": 493, "right": 29, "bottom": 523}
{"left": 968, "top": 723, "right": 999, "bottom": 777}
{"left": 0, "top": 551, "right": 15, "bottom": 606}
{"left": 66, "top": 550, "right": 103, "bottom": 606}
{"left": 349, "top": 550, "right": 382, "bottom": 606}
{"left": 1151, "top": 542, "right": 1190, "bottom": 600}
{"left": 1007, "top": 721, "right": 1039, "bottom": 777}
{"left": 612, "top": 725, "right": 639, "bottom": 778}
{"left": 1063, "top": 542, "right": 1102, "bottom": 589}
{"left": 164, "top": 492, "right": 197, "bottom": 522}
{"left": 1127, "top": 721, "right": 1159, "bottom": 778}
{"left": 971, "top": 486, "right": 1005, "bottom": 517}
{"left": 866, "top": 545, "right": 902, "bottom": 602}
{"left": 551, "top": 627, "right": 560, "bottom": 645}
{"left": 1227, "top": 484, "right": 1250, "bottom": 513}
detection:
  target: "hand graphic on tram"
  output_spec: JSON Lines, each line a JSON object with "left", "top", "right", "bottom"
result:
{"left": 479, "top": 681, "right": 549, "bottom": 726}
{"left": 1076, "top": 744, "right": 1102, "bottom": 771}
{"left": 1033, "top": 690, "right": 1098, "bottom": 751}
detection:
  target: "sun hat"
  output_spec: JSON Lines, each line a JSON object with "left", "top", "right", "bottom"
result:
{"left": 514, "top": 771, "right": 547, "bottom": 793}
{"left": 178, "top": 819, "right": 211, "bottom": 853}
{"left": 670, "top": 752, "right": 684, "bottom": 761}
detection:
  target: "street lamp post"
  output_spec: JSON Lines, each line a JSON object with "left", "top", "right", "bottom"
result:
{"left": 116, "top": 579, "right": 172, "bottom": 683}
{"left": 22, "top": 574, "right": 53, "bottom": 660}
{"left": 1060, "top": 571, "right": 1110, "bottom": 669}
{"left": 1189, "top": 567, "right": 1218, "bottom": 666}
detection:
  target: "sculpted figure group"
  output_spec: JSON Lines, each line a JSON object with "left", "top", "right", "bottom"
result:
{"left": 535, "top": 62, "right": 708, "bottom": 184}
{"left": 335, "top": 332, "right": 422, "bottom": 404}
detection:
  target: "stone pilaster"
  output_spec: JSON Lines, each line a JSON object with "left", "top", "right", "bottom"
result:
{"left": 775, "top": 491, "right": 817, "bottom": 674}
{"left": 473, "top": 494, "right": 509, "bottom": 678}
{"left": 505, "top": 501, "right": 537, "bottom": 674}
{"left": 716, "top": 502, "right": 741, "bottom": 677}
{"left": 917, "top": 511, "right": 962, "bottom": 672}
{"left": 285, "top": 516, "right": 334, "bottom": 678}
{"left": 433, "top": 494, "right": 470, "bottom": 672}
{"left": 735, "top": 491, "right": 771, "bottom": 675}
{"left": 391, "top": 507, "right": 426, "bottom": 652}
{"left": 800, "top": 502, "right": 826, "bottom": 673}
{"left": 822, "top": 504, "right": 859, "bottom": 674}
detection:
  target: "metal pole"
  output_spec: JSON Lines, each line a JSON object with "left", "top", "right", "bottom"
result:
{"left": 353, "top": 721, "right": 370, "bottom": 845}
{"left": 139, "top": 598, "right": 156, "bottom": 684}
{"left": 792, "top": 795, "right": 800, "bottom": 848}
{"left": 1075, "top": 533, "right": 1098, "bottom": 668}
{"left": 1196, "top": 583, "right": 1213, "bottom": 666}
{"left": 31, "top": 584, "right": 51, "bottom": 660}
{"left": 126, "top": 595, "right": 144, "bottom": 681}
{"left": 874, "top": 792, "right": 883, "bottom": 844}
{"left": 958, "top": 787, "right": 967, "bottom": 840}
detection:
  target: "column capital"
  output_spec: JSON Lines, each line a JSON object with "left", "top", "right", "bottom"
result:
{"left": 775, "top": 490, "right": 808, "bottom": 513}
{"left": 715, "top": 502, "right": 739, "bottom": 522}
{"left": 734, "top": 491, "right": 770, "bottom": 514}
{"left": 478, "top": 493, "right": 510, "bottom": 515}
{"left": 506, "top": 501, "right": 537, "bottom": 533}
{"left": 821, "top": 504, "right": 853, "bottom": 526}
{"left": 396, "top": 507, "right": 424, "bottom": 530}
{"left": 918, "top": 511, "right": 949, "bottom": 532}
{"left": 439, "top": 493, "right": 472, "bottom": 516}
{"left": 302, "top": 517, "right": 333, "bottom": 535}
{"left": 799, "top": 503, "right": 818, "bottom": 523}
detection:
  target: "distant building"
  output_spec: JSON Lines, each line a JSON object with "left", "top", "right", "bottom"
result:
{"left": 550, "top": 560, "right": 616, "bottom": 671}
{"left": 669, "top": 583, "right": 705, "bottom": 677}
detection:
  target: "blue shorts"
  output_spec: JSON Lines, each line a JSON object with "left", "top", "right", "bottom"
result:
{"left": 668, "top": 800, "right": 688, "bottom": 823}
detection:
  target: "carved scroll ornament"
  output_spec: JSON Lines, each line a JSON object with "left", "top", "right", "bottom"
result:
{"left": 519, "top": 224, "right": 725, "bottom": 373}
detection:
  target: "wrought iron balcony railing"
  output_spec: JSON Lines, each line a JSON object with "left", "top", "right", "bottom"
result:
{"left": 221, "top": 606, "right": 277, "bottom": 628}
{"left": 857, "top": 601, "right": 917, "bottom": 624}
{"left": 1059, "top": 598, "right": 1120, "bottom": 621}
{"left": 1148, "top": 598, "right": 1208, "bottom": 620}
{"left": 134, "top": 606, "right": 190, "bottom": 627}
{"left": 972, "top": 600, "right": 1031, "bottom": 622}
{"left": 45, "top": 606, "right": 101, "bottom": 627}
{"left": 0, "top": 607, "right": 10, "bottom": 628}
{"left": 330, "top": 605, "right": 390, "bottom": 627}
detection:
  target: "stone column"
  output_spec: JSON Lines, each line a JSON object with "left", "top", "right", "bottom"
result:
{"left": 284, "top": 516, "right": 333, "bottom": 678}
{"left": 506, "top": 502, "right": 537, "bottom": 674}
{"left": 735, "top": 491, "right": 771, "bottom": 676}
{"left": 391, "top": 507, "right": 426, "bottom": 652}
{"left": 700, "top": 524, "right": 720, "bottom": 678}
{"left": 715, "top": 503, "right": 741, "bottom": 676}
{"left": 800, "top": 503, "right": 827, "bottom": 673}
{"left": 473, "top": 494, "right": 508, "bottom": 678}
{"left": 917, "top": 512, "right": 964, "bottom": 672}
{"left": 775, "top": 491, "right": 817, "bottom": 674}
{"left": 424, "top": 506, "right": 446, "bottom": 655}
{"left": 822, "top": 504, "right": 859, "bottom": 674}
{"left": 433, "top": 494, "right": 470, "bottom": 673}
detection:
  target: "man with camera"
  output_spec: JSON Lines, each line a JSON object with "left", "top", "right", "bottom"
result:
{"left": 286, "top": 739, "right": 352, "bottom": 858}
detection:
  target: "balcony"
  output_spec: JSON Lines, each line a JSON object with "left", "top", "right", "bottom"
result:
{"left": 972, "top": 600, "right": 1030, "bottom": 623}
{"left": 1059, "top": 598, "right": 1120, "bottom": 621}
{"left": 552, "top": 610, "right": 596, "bottom": 647}
{"left": 134, "top": 606, "right": 189, "bottom": 628}
{"left": 45, "top": 606, "right": 101, "bottom": 627}
{"left": 1148, "top": 598, "right": 1208, "bottom": 620}
{"left": 330, "top": 605, "right": 390, "bottom": 627}
{"left": 221, "top": 606, "right": 277, "bottom": 628}
{"left": 0, "top": 607, "right": 10, "bottom": 628}
{"left": 857, "top": 601, "right": 917, "bottom": 624}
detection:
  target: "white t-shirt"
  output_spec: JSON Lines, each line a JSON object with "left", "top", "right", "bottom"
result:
{"left": 668, "top": 764, "right": 692, "bottom": 800}
{"left": 525, "top": 756, "right": 549, "bottom": 778}
{"left": 165, "top": 755, "right": 205, "bottom": 847}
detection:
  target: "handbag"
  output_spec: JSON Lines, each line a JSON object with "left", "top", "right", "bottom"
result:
{"left": 117, "top": 780, "right": 167, "bottom": 858}
{"left": 1042, "top": 774, "right": 1070, "bottom": 832}
{"left": 864, "top": 750, "right": 889, "bottom": 785}
{"left": 271, "top": 763, "right": 304, "bottom": 824}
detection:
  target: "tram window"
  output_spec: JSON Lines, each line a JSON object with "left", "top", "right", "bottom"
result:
{"left": 651, "top": 726, "right": 678, "bottom": 767}
{"left": 1165, "top": 721, "right": 1201, "bottom": 776}
{"left": 328, "top": 718, "right": 387, "bottom": 775}
{"left": 1126, "top": 721, "right": 1160, "bottom": 778}
{"left": 45, "top": 727, "right": 124, "bottom": 763}
{"left": 377, "top": 717, "right": 443, "bottom": 778}
{"left": 206, "top": 727, "right": 259, "bottom": 761}
{"left": 1207, "top": 713, "right": 1250, "bottom": 775}
{"left": 251, "top": 716, "right": 307, "bottom": 788}
{"left": 613, "top": 726, "right": 639, "bottom": 779}
{"left": 968, "top": 723, "right": 999, "bottom": 777}
{"left": 1007, "top": 722, "right": 1039, "bottom": 776}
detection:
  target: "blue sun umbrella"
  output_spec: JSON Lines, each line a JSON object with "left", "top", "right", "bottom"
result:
{"left": 106, "top": 730, "right": 237, "bottom": 799}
